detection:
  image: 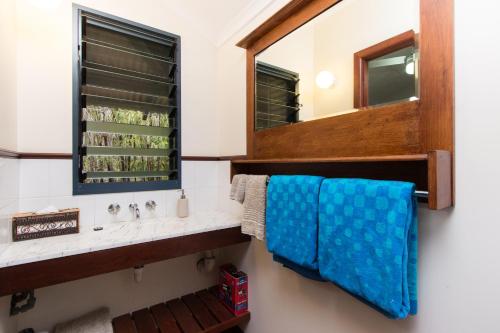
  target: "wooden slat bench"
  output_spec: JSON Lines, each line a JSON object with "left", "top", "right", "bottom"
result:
{"left": 113, "top": 287, "right": 250, "bottom": 333}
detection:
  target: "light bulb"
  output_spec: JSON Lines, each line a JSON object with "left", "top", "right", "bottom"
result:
{"left": 315, "top": 71, "right": 335, "bottom": 89}
{"left": 405, "top": 62, "right": 415, "bottom": 75}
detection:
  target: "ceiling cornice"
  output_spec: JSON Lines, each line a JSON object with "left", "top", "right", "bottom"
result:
{"left": 215, "top": 0, "right": 291, "bottom": 47}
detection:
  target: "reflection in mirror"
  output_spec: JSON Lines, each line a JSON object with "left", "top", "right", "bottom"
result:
{"left": 367, "top": 46, "right": 417, "bottom": 106}
{"left": 254, "top": 0, "right": 420, "bottom": 131}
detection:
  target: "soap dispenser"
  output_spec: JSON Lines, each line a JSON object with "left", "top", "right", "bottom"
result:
{"left": 177, "top": 189, "right": 189, "bottom": 218}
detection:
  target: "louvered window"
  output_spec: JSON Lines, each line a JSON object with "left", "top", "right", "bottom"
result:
{"left": 73, "top": 6, "right": 181, "bottom": 194}
{"left": 255, "top": 62, "right": 300, "bottom": 131}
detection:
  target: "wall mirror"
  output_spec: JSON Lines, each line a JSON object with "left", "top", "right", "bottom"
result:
{"left": 254, "top": 0, "right": 420, "bottom": 131}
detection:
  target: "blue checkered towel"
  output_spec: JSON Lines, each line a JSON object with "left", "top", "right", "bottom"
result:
{"left": 266, "top": 175, "right": 325, "bottom": 270}
{"left": 318, "top": 179, "right": 418, "bottom": 319}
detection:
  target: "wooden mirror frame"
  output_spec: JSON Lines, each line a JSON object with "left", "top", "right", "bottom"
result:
{"left": 237, "top": 0, "right": 453, "bottom": 159}
{"left": 235, "top": 0, "right": 454, "bottom": 209}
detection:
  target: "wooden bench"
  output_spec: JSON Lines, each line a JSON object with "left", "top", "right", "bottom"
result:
{"left": 113, "top": 287, "right": 250, "bottom": 333}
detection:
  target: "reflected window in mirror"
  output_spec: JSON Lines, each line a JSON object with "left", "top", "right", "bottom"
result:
{"left": 354, "top": 30, "right": 418, "bottom": 108}
{"left": 253, "top": 0, "right": 420, "bottom": 131}
{"left": 367, "top": 46, "right": 417, "bottom": 106}
{"left": 255, "top": 62, "right": 301, "bottom": 131}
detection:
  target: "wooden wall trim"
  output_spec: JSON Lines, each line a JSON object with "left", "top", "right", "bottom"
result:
{"left": 182, "top": 156, "right": 247, "bottom": 161}
{"left": 0, "top": 227, "right": 250, "bottom": 297}
{"left": 0, "top": 148, "right": 19, "bottom": 159}
{"left": 0, "top": 152, "right": 246, "bottom": 161}
{"left": 18, "top": 153, "right": 73, "bottom": 159}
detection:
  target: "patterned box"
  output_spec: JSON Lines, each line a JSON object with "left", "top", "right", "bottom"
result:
{"left": 218, "top": 264, "right": 248, "bottom": 316}
{"left": 12, "top": 209, "right": 80, "bottom": 242}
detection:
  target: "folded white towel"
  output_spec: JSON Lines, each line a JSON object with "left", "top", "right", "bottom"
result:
{"left": 230, "top": 174, "right": 247, "bottom": 204}
{"left": 53, "top": 307, "right": 112, "bottom": 333}
{"left": 242, "top": 175, "right": 268, "bottom": 241}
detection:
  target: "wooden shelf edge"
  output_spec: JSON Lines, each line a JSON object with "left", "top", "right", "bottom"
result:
{"left": 0, "top": 227, "right": 250, "bottom": 297}
{"left": 428, "top": 150, "right": 453, "bottom": 209}
{"left": 231, "top": 151, "right": 453, "bottom": 210}
{"left": 232, "top": 154, "right": 429, "bottom": 164}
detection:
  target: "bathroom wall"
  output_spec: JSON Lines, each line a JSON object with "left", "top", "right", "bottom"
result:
{"left": 217, "top": 1, "right": 500, "bottom": 333}
{"left": 0, "top": 158, "right": 18, "bottom": 332}
{"left": 15, "top": 159, "right": 224, "bottom": 232}
{"left": 0, "top": 158, "right": 239, "bottom": 245}
{"left": 0, "top": 158, "right": 239, "bottom": 332}
{"left": 0, "top": 158, "right": 19, "bottom": 245}
{"left": 0, "top": 0, "right": 18, "bottom": 152}
{"left": 14, "top": 0, "right": 219, "bottom": 155}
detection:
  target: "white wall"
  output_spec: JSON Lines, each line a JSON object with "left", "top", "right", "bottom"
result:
{"left": 15, "top": 0, "right": 219, "bottom": 155}
{"left": 0, "top": 158, "right": 18, "bottom": 332}
{"left": 0, "top": 0, "right": 18, "bottom": 151}
{"left": 216, "top": 1, "right": 500, "bottom": 333}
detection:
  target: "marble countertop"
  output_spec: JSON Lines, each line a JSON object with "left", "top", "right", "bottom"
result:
{"left": 0, "top": 211, "right": 242, "bottom": 269}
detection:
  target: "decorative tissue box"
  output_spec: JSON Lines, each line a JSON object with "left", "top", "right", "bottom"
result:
{"left": 218, "top": 264, "right": 248, "bottom": 316}
{"left": 12, "top": 209, "right": 80, "bottom": 242}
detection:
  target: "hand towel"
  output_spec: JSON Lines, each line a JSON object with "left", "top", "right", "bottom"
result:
{"left": 54, "top": 307, "right": 113, "bottom": 333}
{"left": 230, "top": 174, "right": 247, "bottom": 204}
{"left": 273, "top": 254, "right": 326, "bottom": 282}
{"left": 242, "top": 175, "right": 269, "bottom": 240}
{"left": 266, "top": 175, "right": 325, "bottom": 269}
{"left": 318, "top": 178, "right": 418, "bottom": 319}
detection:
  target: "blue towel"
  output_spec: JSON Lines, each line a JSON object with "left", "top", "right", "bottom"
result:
{"left": 318, "top": 178, "right": 418, "bottom": 319}
{"left": 273, "top": 254, "right": 326, "bottom": 282}
{"left": 266, "top": 175, "right": 325, "bottom": 270}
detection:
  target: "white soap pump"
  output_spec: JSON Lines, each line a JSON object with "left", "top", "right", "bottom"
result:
{"left": 177, "top": 189, "right": 189, "bottom": 218}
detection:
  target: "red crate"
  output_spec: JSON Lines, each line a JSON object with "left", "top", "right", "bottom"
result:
{"left": 218, "top": 264, "right": 248, "bottom": 316}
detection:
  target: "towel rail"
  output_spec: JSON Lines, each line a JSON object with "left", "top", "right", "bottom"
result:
{"left": 263, "top": 178, "right": 429, "bottom": 198}
{"left": 414, "top": 190, "right": 429, "bottom": 198}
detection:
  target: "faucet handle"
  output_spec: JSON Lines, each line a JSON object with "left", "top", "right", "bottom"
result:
{"left": 145, "top": 200, "right": 157, "bottom": 211}
{"left": 129, "top": 202, "right": 138, "bottom": 210}
{"left": 108, "top": 203, "right": 121, "bottom": 215}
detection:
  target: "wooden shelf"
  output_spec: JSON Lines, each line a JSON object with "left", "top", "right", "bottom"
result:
{"left": 0, "top": 227, "right": 250, "bottom": 297}
{"left": 231, "top": 154, "right": 429, "bottom": 164}
{"left": 113, "top": 287, "right": 249, "bottom": 333}
{"left": 231, "top": 151, "right": 452, "bottom": 210}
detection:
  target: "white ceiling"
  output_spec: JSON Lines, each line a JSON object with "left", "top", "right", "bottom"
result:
{"left": 169, "top": 0, "right": 286, "bottom": 46}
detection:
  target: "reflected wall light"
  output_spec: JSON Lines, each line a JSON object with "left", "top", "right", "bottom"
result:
{"left": 405, "top": 54, "right": 416, "bottom": 75}
{"left": 315, "top": 70, "right": 336, "bottom": 89}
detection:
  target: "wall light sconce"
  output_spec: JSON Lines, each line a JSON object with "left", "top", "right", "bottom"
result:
{"left": 315, "top": 71, "right": 336, "bottom": 89}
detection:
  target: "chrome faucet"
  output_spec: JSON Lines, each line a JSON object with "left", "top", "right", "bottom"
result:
{"left": 129, "top": 202, "right": 140, "bottom": 220}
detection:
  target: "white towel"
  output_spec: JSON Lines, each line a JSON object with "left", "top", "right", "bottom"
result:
{"left": 230, "top": 174, "right": 247, "bottom": 204}
{"left": 53, "top": 308, "right": 113, "bottom": 333}
{"left": 242, "top": 175, "right": 268, "bottom": 241}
